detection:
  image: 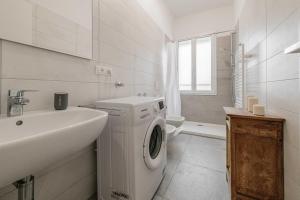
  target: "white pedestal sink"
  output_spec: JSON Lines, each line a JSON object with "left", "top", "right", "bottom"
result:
{"left": 0, "top": 107, "right": 108, "bottom": 188}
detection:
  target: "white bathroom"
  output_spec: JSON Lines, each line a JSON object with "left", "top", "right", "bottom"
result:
{"left": 0, "top": 0, "right": 299, "bottom": 200}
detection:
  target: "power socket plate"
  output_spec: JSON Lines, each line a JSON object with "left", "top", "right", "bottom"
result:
{"left": 95, "top": 65, "right": 112, "bottom": 76}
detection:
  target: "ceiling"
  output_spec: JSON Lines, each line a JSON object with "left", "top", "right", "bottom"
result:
{"left": 162, "top": 0, "right": 233, "bottom": 18}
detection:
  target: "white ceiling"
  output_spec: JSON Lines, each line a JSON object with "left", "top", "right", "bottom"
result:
{"left": 162, "top": 0, "right": 233, "bottom": 18}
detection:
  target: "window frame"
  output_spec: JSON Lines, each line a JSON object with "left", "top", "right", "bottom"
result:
{"left": 177, "top": 35, "right": 217, "bottom": 96}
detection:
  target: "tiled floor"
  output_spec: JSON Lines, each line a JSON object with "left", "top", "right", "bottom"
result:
{"left": 179, "top": 121, "right": 226, "bottom": 140}
{"left": 91, "top": 134, "right": 229, "bottom": 200}
{"left": 153, "top": 134, "right": 229, "bottom": 200}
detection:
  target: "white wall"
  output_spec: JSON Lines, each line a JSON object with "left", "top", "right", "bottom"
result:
{"left": 0, "top": 0, "right": 33, "bottom": 45}
{"left": 136, "top": 0, "right": 174, "bottom": 39}
{"left": 233, "top": 0, "right": 246, "bottom": 23}
{"left": 30, "top": 0, "right": 92, "bottom": 29}
{"left": 173, "top": 5, "right": 235, "bottom": 40}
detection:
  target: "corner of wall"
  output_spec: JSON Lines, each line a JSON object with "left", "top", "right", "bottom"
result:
{"left": 233, "top": 0, "right": 246, "bottom": 24}
{"left": 135, "top": 0, "right": 174, "bottom": 40}
{"left": 0, "top": 40, "right": 2, "bottom": 114}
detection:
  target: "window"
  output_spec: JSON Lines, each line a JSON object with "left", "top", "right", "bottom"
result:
{"left": 178, "top": 36, "right": 216, "bottom": 95}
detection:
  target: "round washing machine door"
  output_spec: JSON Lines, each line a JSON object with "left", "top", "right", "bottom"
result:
{"left": 143, "top": 116, "right": 166, "bottom": 170}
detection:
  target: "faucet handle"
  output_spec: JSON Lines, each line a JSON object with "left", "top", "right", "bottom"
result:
{"left": 8, "top": 89, "right": 39, "bottom": 97}
{"left": 17, "top": 90, "right": 39, "bottom": 97}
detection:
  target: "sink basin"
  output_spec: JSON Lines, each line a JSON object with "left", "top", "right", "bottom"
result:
{"left": 0, "top": 107, "right": 108, "bottom": 188}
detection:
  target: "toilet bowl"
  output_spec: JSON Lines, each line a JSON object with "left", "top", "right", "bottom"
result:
{"left": 166, "top": 124, "right": 176, "bottom": 135}
{"left": 166, "top": 115, "right": 185, "bottom": 128}
{"left": 166, "top": 124, "right": 177, "bottom": 140}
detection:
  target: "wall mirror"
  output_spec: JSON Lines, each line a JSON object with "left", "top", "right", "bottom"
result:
{"left": 0, "top": 0, "right": 92, "bottom": 59}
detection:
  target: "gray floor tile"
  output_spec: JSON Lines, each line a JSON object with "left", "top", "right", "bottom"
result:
{"left": 166, "top": 134, "right": 191, "bottom": 172}
{"left": 188, "top": 135, "right": 226, "bottom": 151}
{"left": 164, "top": 163, "right": 228, "bottom": 200}
{"left": 182, "top": 135, "right": 226, "bottom": 172}
{"left": 182, "top": 148, "right": 226, "bottom": 172}
{"left": 161, "top": 134, "right": 229, "bottom": 200}
{"left": 156, "top": 169, "right": 174, "bottom": 196}
{"left": 167, "top": 134, "right": 191, "bottom": 157}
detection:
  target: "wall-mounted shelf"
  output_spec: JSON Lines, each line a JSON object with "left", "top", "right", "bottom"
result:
{"left": 284, "top": 41, "right": 300, "bottom": 54}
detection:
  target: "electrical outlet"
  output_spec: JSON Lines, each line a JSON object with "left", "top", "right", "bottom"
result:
{"left": 95, "top": 65, "right": 112, "bottom": 76}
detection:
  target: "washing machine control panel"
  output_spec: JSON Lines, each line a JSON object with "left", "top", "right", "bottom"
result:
{"left": 155, "top": 100, "right": 166, "bottom": 119}
{"left": 153, "top": 101, "right": 165, "bottom": 113}
{"left": 158, "top": 101, "right": 165, "bottom": 110}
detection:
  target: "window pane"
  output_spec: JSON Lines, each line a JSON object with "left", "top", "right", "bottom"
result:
{"left": 196, "top": 37, "right": 212, "bottom": 91}
{"left": 178, "top": 40, "right": 192, "bottom": 90}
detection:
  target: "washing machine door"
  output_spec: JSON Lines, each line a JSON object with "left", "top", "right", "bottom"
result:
{"left": 143, "top": 116, "right": 166, "bottom": 170}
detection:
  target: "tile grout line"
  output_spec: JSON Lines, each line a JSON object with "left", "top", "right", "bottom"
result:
{"left": 160, "top": 135, "right": 192, "bottom": 199}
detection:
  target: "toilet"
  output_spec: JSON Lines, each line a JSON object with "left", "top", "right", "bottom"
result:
{"left": 166, "top": 116, "right": 185, "bottom": 140}
{"left": 166, "top": 124, "right": 177, "bottom": 140}
{"left": 166, "top": 115, "right": 185, "bottom": 128}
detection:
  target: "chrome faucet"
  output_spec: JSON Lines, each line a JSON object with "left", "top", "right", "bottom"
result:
{"left": 7, "top": 90, "right": 38, "bottom": 117}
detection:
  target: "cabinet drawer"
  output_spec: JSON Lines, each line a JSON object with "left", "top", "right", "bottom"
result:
{"left": 231, "top": 118, "right": 282, "bottom": 139}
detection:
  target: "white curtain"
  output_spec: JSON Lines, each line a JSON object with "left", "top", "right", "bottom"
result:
{"left": 165, "top": 42, "right": 181, "bottom": 116}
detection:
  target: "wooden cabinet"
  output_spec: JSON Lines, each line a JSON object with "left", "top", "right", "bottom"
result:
{"left": 224, "top": 107, "right": 284, "bottom": 200}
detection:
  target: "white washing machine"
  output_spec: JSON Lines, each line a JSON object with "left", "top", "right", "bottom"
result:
{"left": 95, "top": 96, "right": 167, "bottom": 200}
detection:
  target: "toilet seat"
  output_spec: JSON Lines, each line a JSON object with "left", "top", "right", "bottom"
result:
{"left": 166, "top": 116, "right": 185, "bottom": 128}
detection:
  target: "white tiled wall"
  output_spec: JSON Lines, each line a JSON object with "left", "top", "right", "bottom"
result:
{"left": 0, "top": 0, "right": 165, "bottom": 199}
{"left": 237, "top": 0, "right": 300, "bottom": 198}
{"left": 32, "top": 3, "right": 93, "bottom": 58}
